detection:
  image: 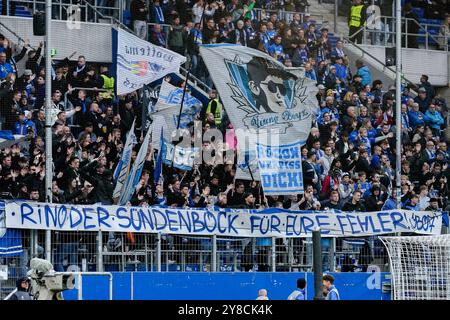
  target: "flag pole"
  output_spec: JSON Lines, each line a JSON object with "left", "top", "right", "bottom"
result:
{"left": 174, "top": 0, "right": 208, "bottom": 133}
{"left": 395, "top": 0, "right": 402, "bottom": 210}
{"left": 44, "top": 0, "right": 53, "bottom": 262}
{"left": 170, "top": 0, "right": 208, "bottom": 169}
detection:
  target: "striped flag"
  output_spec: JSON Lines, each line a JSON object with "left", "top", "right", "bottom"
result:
{"left": 118, "top": 126, "right": 152, "bottom": 205}
{"left": 113, "top": 119, "right": 137, "bottom": 200}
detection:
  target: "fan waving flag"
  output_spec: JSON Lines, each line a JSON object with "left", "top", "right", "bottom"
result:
{"left": 115, "top": 28, "right": 187, "bottom": 95}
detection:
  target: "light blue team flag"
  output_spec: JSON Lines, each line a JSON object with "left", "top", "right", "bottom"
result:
{"left": 113, "top": 119, "right": 137, "bottom": 199}
{"left": 118, "top": 126, "right": 152, "bottom": 205}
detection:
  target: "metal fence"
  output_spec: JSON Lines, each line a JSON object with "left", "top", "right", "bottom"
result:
{"left": 3, "top": 0, "right": 122, "bottom": 23}
{"left": 352, "top": 16, "right": 449, "bottom": 52}
{"left": 0, "top": 227, "right": 395, "bottom": 299}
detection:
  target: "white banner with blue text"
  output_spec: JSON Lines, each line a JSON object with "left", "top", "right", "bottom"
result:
{"left": 116, "top": 28, "right": 186, "bottom": 95}
{"left": 4, "top": 202, "right": 443, "bottom": 238}
{"left": 256, "top": 141, "right": 304, "bottom": 195}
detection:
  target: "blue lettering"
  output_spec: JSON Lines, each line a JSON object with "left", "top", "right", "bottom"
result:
{"left": 44, "top": 205, "right": 57, "bottom": 228}
{"left": 96, "top": 207, "right": 111, "bottom": 229}
{"left": 250, "top": 216, "right": 261, "bottom": 234}
{"left": 69, "top": 207, "right": 83, "bottom": 228}
{"left": 367, "top": 215, "right": 381, "bottom": 233}
{"left": 192, "top": 211, "right": 205, "bottom": 232}
{"left": 390, "top": 211, "right": 407, "bottom": 230}
{"left": 129, "top": 208, "right": 142, "bottom": 231}
{"left": 300, "top": 216, "right": 315, "bottom": 235}
{"left": 166, "top": 210, "right": 179, "bottom": 232}
{"left": 204, "top": 210, "right": 217, "bottom": 233}
{"left": 336, "top": 215, "right": 348, "bottom": 235}
{"left": 217, "top": 211, "right": 227, "bottom": 233}
{"left": 227, "top": 214, "right": 239, "bottom": 234}
{"left": 117, "top": 207, "right": 131, "bottom": 228}
{"left": 346, "top": 214, "right": 361, "bottom": 235}
{"left": 152, "top": 209, "right": 168, "bottom": 231}
{"left": 82, "top": 208, "right": 96, "bottom": 230}
{"left": 20, "top": 203, "right": 36, "bottom": 225}
{"left": 315, "top": 215, "right": 331, "bottom": 235}
{"left": 259, "top": 216, "right": 270, "bottom": 235}
{"left": 356, "top": 215, "right": 370, "bottom": 233}
{"left": 270, "top": 215, "right": 281, "bottom": 233}
{"left": 285, "top": 215, "right": 297, "bottom": 236}
{"left": 57, "top": 206, "right": 68, "bottom": 228}
{"left": 139, "top": 209, "right": 154, "bottom": 230}
{"left": 377, "top": 212, "right": 392, "bottom": 232}
{"left": 177, "top": 210, "right": 191, "bottom": 232}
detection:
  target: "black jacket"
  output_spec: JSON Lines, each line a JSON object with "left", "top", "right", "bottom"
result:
{"left": 342, "top": 200, "right": 366, "bottom": 212}
{"left": 79, "top": 161, "right": 114, "bottom": 205}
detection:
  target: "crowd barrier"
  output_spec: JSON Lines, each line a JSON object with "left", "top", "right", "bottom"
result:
{"left": 1, "top": 200, "right": 448, "bottom": 299}
{"left": 60, "top": 271, "right": 392, "bottom": 300}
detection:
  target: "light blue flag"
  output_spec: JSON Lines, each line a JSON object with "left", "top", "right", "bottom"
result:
{"left": 118, "top": 126, "right": 152, "bottom": 205}
{"left": 113, "top": 119, "right": 137, "bottom": 199}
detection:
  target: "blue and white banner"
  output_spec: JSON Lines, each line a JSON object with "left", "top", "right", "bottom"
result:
{"left": 118, "top": 127, "right": 152, "bottom": 205}
{"left": 116, "top": 28, "right": 186, "bottom": 95}
{"left": 4, "top": 202, "right": 444, "bottom": 238}
{"left": 256, "top": 141, "right": 304, "bottom": 195}
{"left": 151, "top": 80, "right": 203, "bottom": 142}
{"left": 161, "top": 139, "right": 200, "bottom": 171}
{"left": 0, "top": 203, "right": 22, "bottom": 256}
{"left": 200, "top": 44, "right": 317, "bottom": 182}
{"left": 112, "top": 119, "right": 137, "bottom": 199}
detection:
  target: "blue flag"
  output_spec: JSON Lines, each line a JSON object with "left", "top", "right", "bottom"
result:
{"left": 113, "top": 119, "right": 137, "bottom": 199}
{"left": 0, "top": 202, "right": 23, "bottom": 257}
{"left": 0, "top": 130, "right": 15, "bottom": 140}
{"left": 118, "top": 127, "right": 152, "bottom": 205}
{"left": 153, "top": 128, "right": 164, "bottom": 185}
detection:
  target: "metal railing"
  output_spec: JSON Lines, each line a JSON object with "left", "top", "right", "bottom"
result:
{"left": 3, "top": 0, "right": 121, "bottom": 23}
{"left": 343, "top": 36, "right": 419, "bottom": 93}
{"left": 352, "top": 15, "right": 449, "bottom": 52}
{"left": 253, "top": 7, "right": 325, "bottom": 26}
{"left": 0, "top": 19, "right": 38, "bottom": 50}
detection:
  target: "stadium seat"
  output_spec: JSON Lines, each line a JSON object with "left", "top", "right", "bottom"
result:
{"left": 122, "top": 10, "right": 131, "bottom": 27}
{"left": 412, "top": 7, "right": 425, "bottom": 19}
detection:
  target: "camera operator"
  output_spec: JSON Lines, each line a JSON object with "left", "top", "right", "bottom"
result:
{"left": 8, "top": 277, "right": 32, "bottom": 300}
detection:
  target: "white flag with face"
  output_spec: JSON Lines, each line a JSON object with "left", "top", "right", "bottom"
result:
{"left": 200, "top": 44, "right": 317, "bottom": 183}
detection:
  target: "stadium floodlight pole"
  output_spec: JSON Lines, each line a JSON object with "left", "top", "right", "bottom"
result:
{"left": 44, "top": 0, "right": 53, "bottom": 262}
{"left": 395, "top": 0, "right": 402, "bottom": 211}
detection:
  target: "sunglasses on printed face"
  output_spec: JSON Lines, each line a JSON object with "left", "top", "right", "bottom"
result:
{"left": 262, "top": 80, "right": 286, "bottom": 96}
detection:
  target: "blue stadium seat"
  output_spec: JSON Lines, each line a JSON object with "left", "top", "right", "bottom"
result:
{"left": 104, "top": 264, "right": 120, "bottom": 271}
{"left": 412, "top": 7, "right": 424, "bottom": 19}
{"left": 123, "top": 10, "right": 131, "bottom": 27}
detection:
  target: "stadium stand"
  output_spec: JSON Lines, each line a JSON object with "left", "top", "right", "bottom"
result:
{"left": 0, "top": 0, "right": 449, "bottom": 299}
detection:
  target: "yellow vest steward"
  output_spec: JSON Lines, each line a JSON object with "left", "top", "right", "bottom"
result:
{"left": 349, "top": 5, "right": 364, "bottom": 28}
{"left": 100, "top": 74, "right": 115, "bottom": 99}
{"left": 206, "top": 98, "right": 222, "bottom": 125}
